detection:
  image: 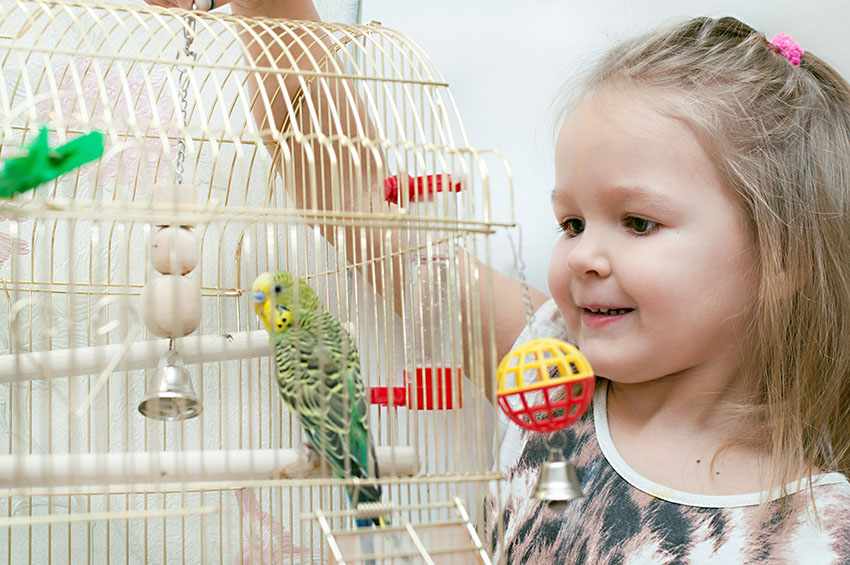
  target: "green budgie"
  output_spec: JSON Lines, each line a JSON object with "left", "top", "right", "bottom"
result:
{"left": 251, "top": 271, "right": 386, "bottom": 528}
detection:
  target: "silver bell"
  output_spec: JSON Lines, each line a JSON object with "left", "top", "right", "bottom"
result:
{"left": 531, "top": 451, "right": 584, "bottom": 512}
{"left": 139, "top": 348, "right": 201, "bottom": 420}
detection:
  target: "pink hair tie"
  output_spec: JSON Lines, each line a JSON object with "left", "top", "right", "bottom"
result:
{"left": 769, "top": 32, "right": 804, "bottom": 66}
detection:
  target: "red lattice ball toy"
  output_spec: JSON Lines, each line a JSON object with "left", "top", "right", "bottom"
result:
{"left": 496, "top": 338, "right": 595, "bottom": 433}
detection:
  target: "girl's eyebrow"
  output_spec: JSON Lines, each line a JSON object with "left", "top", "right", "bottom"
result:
{"left": 605, "top": 185, "right": 681, "bottom": 213}
{"left": 551, "top": 184, "right": 682, "bottom": 214}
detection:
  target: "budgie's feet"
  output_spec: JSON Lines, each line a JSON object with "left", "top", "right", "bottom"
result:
{"left": 301, "top": 441, "right": 342, "bottom": 476}
{"left": 276, "top": 443, "right": 318, "bottom": 479}
{"left": 277, "top": 442, "right": 322, "bottom": 479}
{"left": 301, "top": 441, "right": 319, "bottom": 464}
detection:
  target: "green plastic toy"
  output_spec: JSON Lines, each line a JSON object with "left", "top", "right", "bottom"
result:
{"left": 0, "top": 126, "right": 105, "bottom": 199}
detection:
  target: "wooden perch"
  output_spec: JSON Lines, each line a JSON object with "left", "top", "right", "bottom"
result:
{"left": 0, "top": 330, "right": 271, "bottom": 383}
{"left": 0, "top": 446, "right": 419, "bottom": 489}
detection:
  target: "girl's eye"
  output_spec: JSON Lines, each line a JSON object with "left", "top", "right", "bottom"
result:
{"left": 558, "top": 218, "right": 585, "bottom": 236}
{"left": 624, "top": 216, "right": 659, "bottom": 235}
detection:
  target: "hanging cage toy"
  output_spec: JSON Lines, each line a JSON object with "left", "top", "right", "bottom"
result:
{"left": 495, "top": 230, "right": 596, "bottom": 509}
{"left": 496, "top": 337, "right": 594, "bottom": 433}
{"left": 137, "top": 13, "right": 202, "bottom": 421}
{"left": 496, "top": 337, "right": 595, "bottom": 509}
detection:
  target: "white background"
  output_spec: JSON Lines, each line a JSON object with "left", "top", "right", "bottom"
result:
{"left": 360, "top": 0, "right": 850, "bottom": 293}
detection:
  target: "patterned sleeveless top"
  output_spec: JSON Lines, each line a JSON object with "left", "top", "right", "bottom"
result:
{"left": 483, "top": 300, "right": 850, "bottom": 564}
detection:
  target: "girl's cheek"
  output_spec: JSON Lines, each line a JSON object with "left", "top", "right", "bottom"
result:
{"left": 547, "top": 244, "right": 572, "bottom": 299}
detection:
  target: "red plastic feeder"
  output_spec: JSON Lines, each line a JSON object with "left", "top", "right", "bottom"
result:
{"left": 496, "top": 338, "right": 594, "bottom": 433}
{"left": 370, "top": 367, "right": 462, "bottom": 410}
{"left": 383, "top": 173, "right": 462, "bottom": 205}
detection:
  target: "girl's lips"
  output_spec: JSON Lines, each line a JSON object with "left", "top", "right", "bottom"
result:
{"left": 581, "top": 307, "right": 633, "bottom": 327}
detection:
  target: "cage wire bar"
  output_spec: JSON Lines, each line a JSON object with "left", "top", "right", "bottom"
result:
{"left": 0, "top": 0, "right": 515, "bottom": 562}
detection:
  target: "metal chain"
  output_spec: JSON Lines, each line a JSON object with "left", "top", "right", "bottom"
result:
{"left": 547, "top": 429, "right": 568, "bottom": 455}
{"left": 506, "top": 229, "right": 536, "bottom": 326}
{"left": 175, "top": 14, "right": 197, "bottom": 185}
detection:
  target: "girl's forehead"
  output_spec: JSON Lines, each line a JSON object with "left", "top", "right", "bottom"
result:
{"left": 552, "top": 87, "right": 736, "bottom": 213}
{"left": 556, "top": 92, "right": 705, "bottom": 175}
{"left": 558, "top": 87, "right": 675, "bottom": 143}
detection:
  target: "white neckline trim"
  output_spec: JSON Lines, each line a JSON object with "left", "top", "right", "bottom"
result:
{"left": 593, "top": 380, "right": 850, "bottom": 508}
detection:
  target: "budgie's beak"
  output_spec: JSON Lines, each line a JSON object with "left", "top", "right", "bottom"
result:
{"left": 251, "top": 272, "right": 274, "bottom": 332}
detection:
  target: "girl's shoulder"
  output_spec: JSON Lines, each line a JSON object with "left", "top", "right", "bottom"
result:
{"left": 775, "top": 478, "right": 850, "bottom": 563}
{"left": 801, "top": 474, "right": 850, "bottom": 528}
{"left": 810, "top": 473, "right": 850, "bottom": 500}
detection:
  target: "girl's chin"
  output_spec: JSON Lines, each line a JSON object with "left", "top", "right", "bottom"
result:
{"left": 578, "top": 356, "right": 648, "bottom": 384}
{"left": 573, "top": 340, "right": 654, "bottom": 382}
{"left": 575, "top": 347, "right": 617, "bottom": 373}
{"left": 598, "top": 374, "right": 657, "bottom": 386}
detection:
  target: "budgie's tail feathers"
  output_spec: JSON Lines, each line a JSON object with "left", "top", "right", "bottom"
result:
{"left": 355, "top": 514, "right": 391, "bottom": 528}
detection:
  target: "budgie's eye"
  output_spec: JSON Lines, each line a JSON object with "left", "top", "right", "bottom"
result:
{"left": 274, "top": 284, "right": 282, "bottom": 294}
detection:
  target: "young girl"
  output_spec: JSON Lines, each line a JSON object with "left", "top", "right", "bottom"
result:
{"left": 484, "top": 17, "right": 850, "bottom": 563}
{"left": 145, "top": 1, "right": 850, "bottom": 561}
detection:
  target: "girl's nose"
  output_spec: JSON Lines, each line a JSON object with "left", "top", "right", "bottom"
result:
{"left": 566, "top": 232, "right": 612, "bottom": 277}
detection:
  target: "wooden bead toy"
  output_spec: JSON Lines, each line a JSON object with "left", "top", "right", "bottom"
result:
{"left": 151, "top": 225, "right": 199, "bottom": 275}
{"left": 140, "top": 274, "right": 202, "bottom": 338}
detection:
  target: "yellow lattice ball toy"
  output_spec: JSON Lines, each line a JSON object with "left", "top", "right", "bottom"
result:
{"left": 496, "top": 338, "right": 595, "bottom": 433}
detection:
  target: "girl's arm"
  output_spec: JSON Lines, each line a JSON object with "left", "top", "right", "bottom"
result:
{"left": 231, "top": 0, "right": 394, "bottom": 302}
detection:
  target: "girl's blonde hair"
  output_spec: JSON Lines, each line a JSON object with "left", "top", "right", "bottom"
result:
{"left": 582, "top": 17, "right": 850, "bottom": 507}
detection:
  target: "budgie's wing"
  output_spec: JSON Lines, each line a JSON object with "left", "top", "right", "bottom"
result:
{"left": 289, "top": 311, "right": 380, "bottom": 503}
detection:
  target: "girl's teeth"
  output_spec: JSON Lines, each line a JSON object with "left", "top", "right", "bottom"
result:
{"left": 588, "top": 308, "right": 630, "bottom": 315}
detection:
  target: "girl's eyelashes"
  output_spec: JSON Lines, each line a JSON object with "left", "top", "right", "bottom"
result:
{"left": 556, "top": 215, "right": 659, "bottom": 236}
{"left": 623, "top": 215, "right": 659, "bottom": 235}
{"left": 557, "top": 217, "right": 585, "bottom": 236}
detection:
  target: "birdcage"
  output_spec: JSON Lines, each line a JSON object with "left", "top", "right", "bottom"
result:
{"left": 0, "top": 0, "right": 516, "bottom": 562}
